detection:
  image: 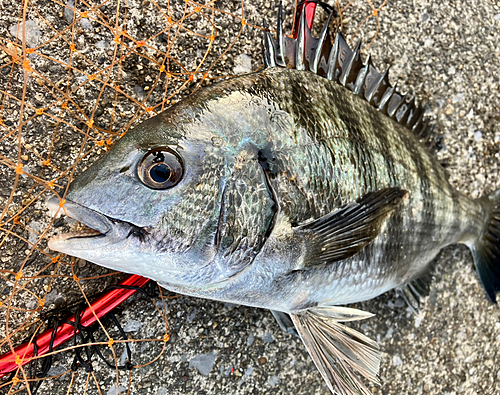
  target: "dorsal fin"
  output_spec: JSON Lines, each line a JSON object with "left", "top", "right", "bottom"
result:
{"left": 262, "top": 2, "right": 433, "bottom": 139}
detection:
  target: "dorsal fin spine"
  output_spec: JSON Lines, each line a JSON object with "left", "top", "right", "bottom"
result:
{"left": 276, "top": 3, "right": 286, "bottom": 67}
{"left": 262, "top": 2, "right": 432, "bottom": 138}
{"left": 326, "top": 32, "right": 340, "bottom": 81}
{"left": 387, "top": 92, "right": 403, "bottom": 118}
{"left": 338, "top": 39, "right": 357, "bottom": 86}
{"left": 295, "top": 6, "right": 307, "bottom": 70}
{"left": 395, "top": 95, "right": 413, "bottom": 124}
{"left": 354, "top": 54, "right": 370, "bottom": 96}
{"left": 414, "top": 118, "right": 428, "bottom": 137}
{"left": 378, "top": 83, "right": 397, "bottom": 114}
{"left": 409, "top": 105, "right": 424, "bottom": 129}
{"left": 311, "top": 10, "right": 334, "bottom": 75}
{"left": 263, "top": 20, "right": 277, "bottom": 68}
{"left": 340, "top": 40, "right": 363, "bottom": 91}
{"left": 366, "top": 67, "right": 390, "bottom": 106}
{"left": 364, "top": 65, "right": 384, "bottom": 103}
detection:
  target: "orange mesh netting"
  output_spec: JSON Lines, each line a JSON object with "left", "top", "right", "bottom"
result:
{"left": 0, "top": 0, "right": 386, "bottom": 393}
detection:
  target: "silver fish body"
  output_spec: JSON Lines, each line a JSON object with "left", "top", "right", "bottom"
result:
{"left": 50, "top": 68, "right": 483, "bottom": 308}
{"left": 48, "top": 9, "right": 500, "bottom": 395}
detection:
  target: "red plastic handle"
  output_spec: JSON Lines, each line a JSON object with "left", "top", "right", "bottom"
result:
{"left": 0, "top": 274, "right": 150, "bottom": 377}
{"left": 293, "top": 1, "right": 317, "bottom": 38}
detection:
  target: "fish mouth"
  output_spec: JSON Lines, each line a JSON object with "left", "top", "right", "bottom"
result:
{"left": 47, "top": 196, "right": 141, "bottom": 251}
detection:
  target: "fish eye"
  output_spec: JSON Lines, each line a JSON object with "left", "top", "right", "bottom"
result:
{"left": 138, "top": 147, "right": 184, "bottom": 189}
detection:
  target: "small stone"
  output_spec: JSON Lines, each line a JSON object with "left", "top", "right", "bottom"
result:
{"left": 424, "top": 37, "right": 434, "bottom": 47}
{"left": 474, "top": 131, "right": 482, "bottom": 141}
{"left": 107, "top": 385, "right": 127, "bottom": 395}
{"left": 96, "top": 40, "right": 109, "bottom": 49}
{"left": 268, "top": 375, "right": 279, "bottom": 386}
{"left": 452, "top": 93, "right": 464, "bottom": 103}
{"left": 46, "top": 365, "right": 67, "bottom": 376}
{"left": 9, "top": 20, "right": 41, "bottom": 48}
{"left": 189, "top": 351, "right": 217, "bottom": 376}
{"left": 393, "top": 355, "right": 403, "bottom": 366}
{"left": 240, "top": 366, "right": 253, "bottom": 381}
{"left": 134, "top": 86, "right": 145, "bottom": 98}
{"left": 81, "top": 18, "right": 93, "bottom": 30}
{"left": 233, "top": 54, "right": 252, "bottom": 74}
{"left": 443, "top": 104, "right": 454, "bottom": 115}
{"left": 27, "top": 221, "right": 43, "bottom": 245}
{"left": 394, "top": 298, "right": 406, "bottom": 308}
{"left": 247, "top": 333, "right": 254, "bottom": 347}
{"left": 77, "top": 258, "right": 86, "bottom": 267}
{"left": 223, "top": 302, "right": 237, "bottom": 310}
{"left": 123, "top": 319, "right": 142, "bottom": 332}
{"left": 258, "top": 357, "right": 267, "bottom": 365}
{"left": 65, "top": 0, "right": 75, "bottom": 23}
{"left": 187, "top": 307, "right": 198, "bottom": 322}
{"left": 262, "top": 333, "right": 274, "bottom": 343}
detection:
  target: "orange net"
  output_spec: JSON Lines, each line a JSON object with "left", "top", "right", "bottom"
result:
{"left": 0, "top": 0, "right": 386, "bottom": 393}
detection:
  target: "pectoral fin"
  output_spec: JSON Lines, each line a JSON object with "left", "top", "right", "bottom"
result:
{"left": 290, "top": 306, "right": 380, "bottom": 395}
{"left": 297, "top": 187, "right": 407, "bottom": 268}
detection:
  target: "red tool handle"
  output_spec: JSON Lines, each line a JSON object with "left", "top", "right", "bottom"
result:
{"left": 0, "top": 274, "right": 150, "bottom": 377}
{"left": 293, "top": 1, "right": 317, "bottom": 38}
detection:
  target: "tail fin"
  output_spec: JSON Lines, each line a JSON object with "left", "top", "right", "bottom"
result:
{"left": 471, "top": 190, "right": 500, "bottom": 303}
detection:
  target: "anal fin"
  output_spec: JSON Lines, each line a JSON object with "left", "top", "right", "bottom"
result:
{"left": 290, "top": 306, "right": 380, "bottom": 395}
{"left": 397, "top": 261, "right": 436, "bottom": 314}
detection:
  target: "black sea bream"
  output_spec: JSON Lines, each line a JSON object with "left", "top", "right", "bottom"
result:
{"left": 47, "top": 4, "right": 500, "bottom": 394}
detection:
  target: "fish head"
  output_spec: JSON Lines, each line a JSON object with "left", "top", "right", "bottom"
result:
{"left": 48, "top": 99, "right": 231, "bottom": 283}
{"left": 48, "top": 83, "right": 279, "bottom": 289}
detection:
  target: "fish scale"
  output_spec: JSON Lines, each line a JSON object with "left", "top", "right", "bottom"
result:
{"left": 258, "top": 69, "right": 455, "bottom": 235}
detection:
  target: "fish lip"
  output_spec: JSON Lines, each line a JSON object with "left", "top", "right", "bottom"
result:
{"left": 47, "top": 196, "right": 112, "bottom": 235}
{"left": 47, "top": 196, "right": 144, "bottom": 250}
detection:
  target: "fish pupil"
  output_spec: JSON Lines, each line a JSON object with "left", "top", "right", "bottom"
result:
{"left": 150, "top": 163, "right": 171, "bottom": 183}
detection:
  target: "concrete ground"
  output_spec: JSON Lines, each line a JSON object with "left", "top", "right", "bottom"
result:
{"left": 0, "top": 0, "right": 499, "bottom": 394}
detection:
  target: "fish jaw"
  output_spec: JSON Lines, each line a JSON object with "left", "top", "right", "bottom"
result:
{"left": 47, "top": 196, "right": 176, "bottom": 277}
{"left": 46, "top": 196, "right": 225, "bottom": 286}
{"left": 47, "top": 196, "right": 136, "bottom": 254}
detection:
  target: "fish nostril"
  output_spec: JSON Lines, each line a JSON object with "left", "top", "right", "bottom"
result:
{"left": 119, "top": 165, "right": 131, "bottom": 173}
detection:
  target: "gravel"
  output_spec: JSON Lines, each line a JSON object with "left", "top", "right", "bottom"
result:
{"left": 1, "top": 0, "right": 500, "bottom": 394}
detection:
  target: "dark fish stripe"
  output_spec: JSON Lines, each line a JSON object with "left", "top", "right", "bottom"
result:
{"left": 362, "top": 100, "right": 398, "bottom": 187}
{"left": 326, "top": 89, "right": 382, "bottom": 196}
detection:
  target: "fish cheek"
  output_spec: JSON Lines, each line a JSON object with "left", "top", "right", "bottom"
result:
{"left": 155, "top": 147, "right": 226, "bottom": 255}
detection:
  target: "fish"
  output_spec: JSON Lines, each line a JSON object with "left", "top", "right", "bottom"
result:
{"left": 46, "top": 4, "right": 500, "bottom": 395}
